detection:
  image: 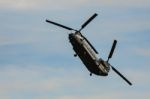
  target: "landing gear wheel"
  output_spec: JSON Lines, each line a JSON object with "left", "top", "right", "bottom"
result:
{"left": 74, "top": 54, "right": 77, "bottom": 57}
{"left": 90, "top": 73, "right": 92, "bottom": 76}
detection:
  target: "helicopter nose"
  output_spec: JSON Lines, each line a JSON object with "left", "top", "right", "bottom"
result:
{"left": 69, "top": 33, "right": 75, "bottom": 40}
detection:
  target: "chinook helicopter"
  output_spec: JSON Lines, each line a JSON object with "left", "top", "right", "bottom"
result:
{"left": 46, "top": 13, "right": 132, "bottom": 86}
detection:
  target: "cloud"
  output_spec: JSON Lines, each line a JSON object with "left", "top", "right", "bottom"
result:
{"left": 0, "top": 1, "right": 149, "bottom": 99}
{"left": 0, "top": 64, "right": 149, "bottom": 99}
{"left": 0, "top": 64, "right": 85, "bottom": 97}
{"left": 126, "top": 69, "right": 150, "bottom": 85}
{"left": 56, "top": 90, "right": 150, "bottom": 99}
{"left": 0, "top": 0, "right": 87, "bottom": 10}
{"left": 57, "top": 95, "right": 114, "bottom": 99}
{"left": 0, "top": 65, "right": 58, "bottom": 93}
{"left": 0, "top": 0, "right": 149, "bottom": 11}
{"left": 94, "top": 0, "right": 150, "bottom": 8}
{"left": 134, "top": 48, "right": 150, "bottom": 57}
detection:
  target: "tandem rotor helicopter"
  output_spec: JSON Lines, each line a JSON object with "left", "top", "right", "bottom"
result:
{"left": 46, "top": 13, "right": 132, "bottom": 86}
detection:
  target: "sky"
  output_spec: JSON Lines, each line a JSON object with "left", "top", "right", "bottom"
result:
{"left": 0, "top": 0, "right": 150, "bottom": 99}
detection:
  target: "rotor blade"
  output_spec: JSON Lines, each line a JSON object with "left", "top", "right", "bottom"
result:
{"left": 107, "top": 40, "right": 117, "bottom": 62}
{"left": 46, "top": 19, "right": 76, "bottom": 31}
{"left": 111, "top": 66, "right": 132, "bottom": 86}
{"left": 79, "top": 13, "right": 98, "bottom": 31}
{"left": 84, "top": 37, "right": 98, "bottom": 54}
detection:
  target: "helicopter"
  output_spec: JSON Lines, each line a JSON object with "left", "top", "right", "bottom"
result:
{"left": 46, "top": 13, "right": 132, "bottom": 86}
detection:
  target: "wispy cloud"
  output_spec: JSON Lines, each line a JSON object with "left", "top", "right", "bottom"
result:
{"left": 133, "top": 48, "right": 150, "bottom": 57}
{"left": 0, "top": 0, "right": 149, "bottom": 11}
{"left": 0, "top": 0, "right": 149, "bottom": 99}
{"left": 0, "top": 0, "right": 87, "bottom": 10}
{"left": 56, "top": 92, "right": 150, "bottom": 99}
{"left": 0, "top": 64, "right": 149, "bottom": 99}
{"left": 0, "top": 64, "right": 86, "bottom": 98}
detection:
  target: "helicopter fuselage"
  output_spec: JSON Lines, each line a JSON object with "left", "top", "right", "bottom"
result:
{"left": 46, "top": 13, "right": 132, "bottom": 85}
{"left": 69, "top": 32, "right": 110, "bottom": 76}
